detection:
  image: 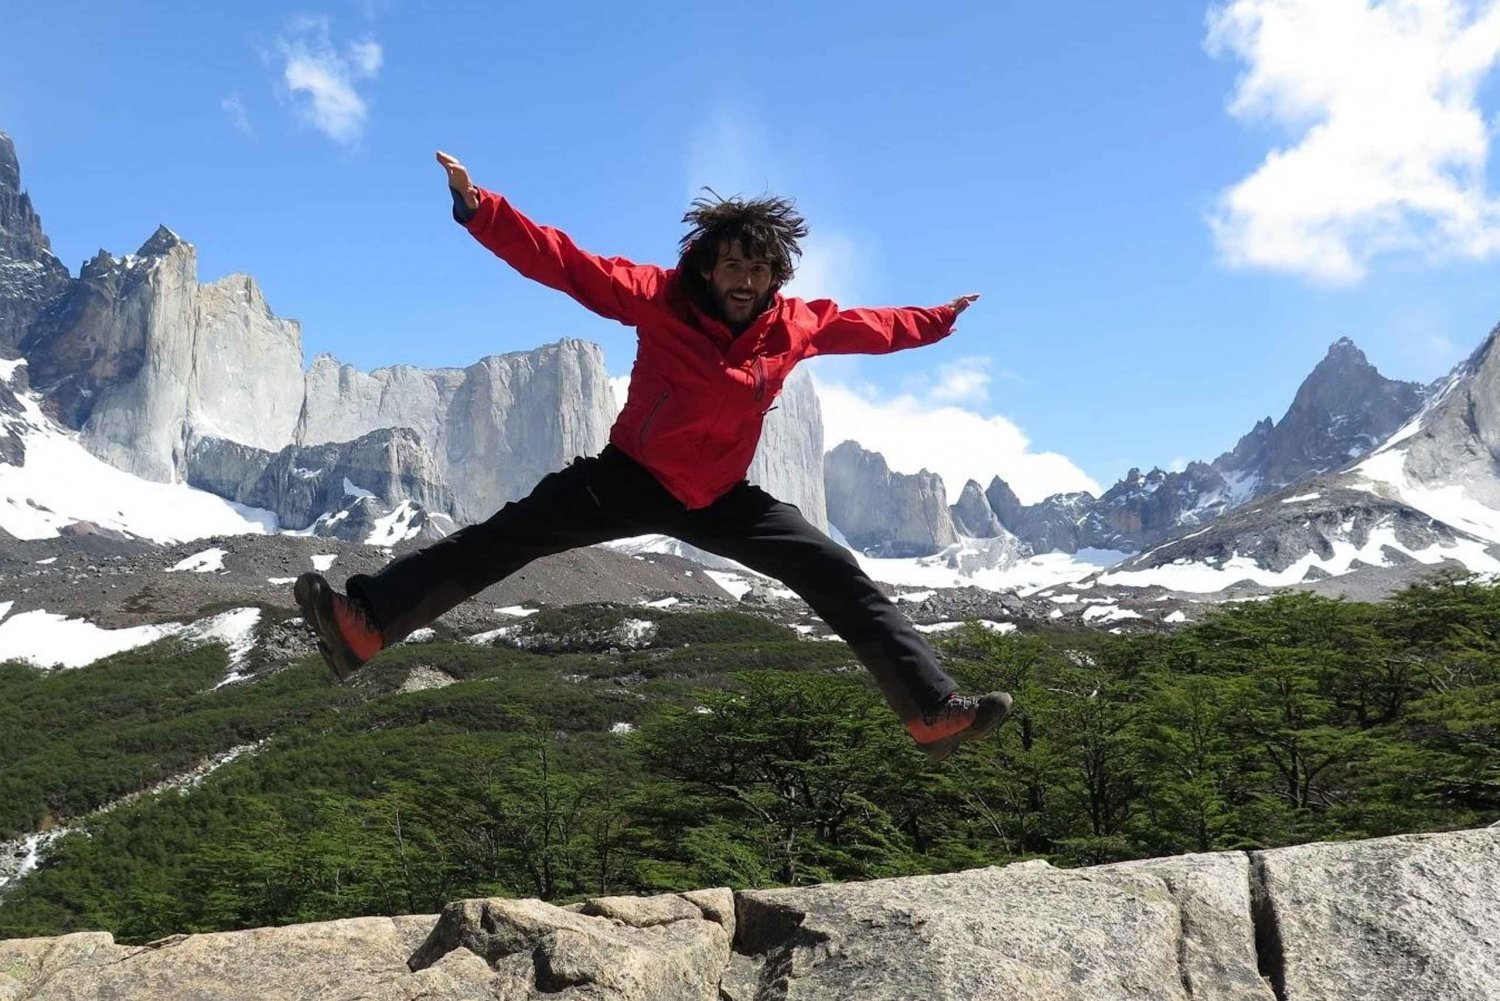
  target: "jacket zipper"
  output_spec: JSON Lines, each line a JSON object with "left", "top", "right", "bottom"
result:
{"left": 637, "top": 390, "right": 668, "bottom": 447}
{"left": 753, "top": 358, "right": 767, "bottom": 402}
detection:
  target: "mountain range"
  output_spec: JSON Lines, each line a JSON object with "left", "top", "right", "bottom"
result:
{"left": 3, "top": 126, "right": 1499, "bottom": 617}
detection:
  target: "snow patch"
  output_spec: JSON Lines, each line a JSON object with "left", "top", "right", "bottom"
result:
{"left": 496, "top": 605, "right": 539, "bottom": 617}
{"left": 846, "top": 548, "right": 1128, "bottom": 596}
{"left": 1101, "top": 522, "right": 1500, "bottom": 593}
{"left": 1354, "top": 447, "right": 1500, "bottom": 545}
{"left": 1082, "top": 605, "right": 1144, "bottom": 623}
{"left": 1281, "top": 492, "right": 1321, "bottom": 504}
{"left": 914, "top": 621, "right": 965, "bottom": 634}
{"left": 1164, "top": 610, "right": 1188, "bottom": 624}
{"left": 311, "top": 554, "right": 337, "bottom": 572}
{"left": 620, "top": 618, "right": 657, "bottom": 643}
{"left": 0, "top": 611, "right": 179, "bottom": 669}
{"left": 642, "top": 596, "right": 679, "bottom": 608}
{"left": 366, "top": 500, "right": 424, "bottom": 547}
{"left": 914, "top": 619, "right": 1017, "bottom": 635}
{"left": 0, "top": 386, "right": 278, "bottom": 543}
{"left": 610, "top": 721, "right": 636, "bottom": 735}
{"left": 34, "top": 556, "right": 56, "bottom": 565}
{"left": 705, "top": 570, "right": 753, "bottom": 599}
{"left": 467, "top": 625, "right": 519, "bottom": 644}
{"left": 343, "top": 477, "right": 375, "bottom": 499}
{"left": 0, "top": 607, "right": 262, "bottom": 672}
{"left": 168, "top": 547, "right": 227, "bottom": 573}
{"left": 194, "top": 609, "right": 262, "bottom": 687}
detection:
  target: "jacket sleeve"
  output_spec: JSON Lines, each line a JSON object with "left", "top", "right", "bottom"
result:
{"left": 803, "top": 304, "right": 958, "bottom": 357}
{"left": 460, "top": 188, "right": 666, "bottom": 326}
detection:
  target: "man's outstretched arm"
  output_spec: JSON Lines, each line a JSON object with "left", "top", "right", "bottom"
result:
{"left": 805, "top": 294, "right": 980, "bottom": 357}
{"left": 436, "top": 150, "right": 665, "bottom": 327}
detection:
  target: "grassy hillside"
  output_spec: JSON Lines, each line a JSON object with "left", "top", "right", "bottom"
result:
{"left": 1, "top": 582, "right": 1496, "bottom": 943}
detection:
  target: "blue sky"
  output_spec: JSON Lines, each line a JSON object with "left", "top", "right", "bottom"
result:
{"left": 4, "top": 0, "right": 1500, "bottom": 501}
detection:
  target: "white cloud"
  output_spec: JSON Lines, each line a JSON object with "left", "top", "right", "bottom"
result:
{"left": 1207, "top": 0, "right": 1500, "bottom": 283}
{"left": 927, "top": 358, "right": 993, "bottom": 405}
{"left": 608, "top": 374, "right": 630, "bottom": 415}
{"left": 811, "top": 371, "right": 1100, "bottom": 504}
{"left": 274, "top": 17, "right": 382, "bottom": 146}
{"left": 221, "top": 93, "right": 253, "bottom": 136}
{"left": 781, "top": 229, "right": 867, "bottom": 306}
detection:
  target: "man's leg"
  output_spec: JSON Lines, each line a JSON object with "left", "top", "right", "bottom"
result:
{"left": 671, "top": 482, "right": 959, "bottom": 720}
{"left": 347, "top": 449, "right": 663, "bottom": 643}
{"left": 297, "top": 448, "right": 664, "bottom": 679}
{"left": 670, "top": 482, "right": 1011, "bottom": 759}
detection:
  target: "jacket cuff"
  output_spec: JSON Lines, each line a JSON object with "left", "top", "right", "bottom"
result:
{"left": 450, "top": 185, "right": 478, "bottom": 224}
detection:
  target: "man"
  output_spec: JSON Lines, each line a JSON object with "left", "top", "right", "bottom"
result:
{"left": 294, "top": 151, "right": 1013, "bottom": 763}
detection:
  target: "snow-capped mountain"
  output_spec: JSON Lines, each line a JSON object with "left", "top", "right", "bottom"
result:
{"left": 1073, "top": 326, "right": 1500, "bottom": 597}
{"left": 0, "top": 130, "right": 830, "bottom": 545}
{"left": 980, "top": 338, "right": 1429, "bottom": 555}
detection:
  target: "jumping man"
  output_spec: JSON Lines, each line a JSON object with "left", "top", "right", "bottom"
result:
{"left": 294, "top": 151, "right": 1013, "bottom": 762}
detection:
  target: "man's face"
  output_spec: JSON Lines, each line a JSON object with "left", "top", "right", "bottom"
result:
{"left": 702, "top": 240, "right": 774, "bottom": 330}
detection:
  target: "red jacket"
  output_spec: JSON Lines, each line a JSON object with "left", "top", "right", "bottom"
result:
{"left": 463, "top": 189, "right": 958, "bottom": 509}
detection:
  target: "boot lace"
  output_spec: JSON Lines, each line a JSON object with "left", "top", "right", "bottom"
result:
{"left": 923, "top": 693, "right": 979, "bottom": 725}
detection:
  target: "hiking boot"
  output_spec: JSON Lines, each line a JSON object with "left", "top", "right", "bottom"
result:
{"left": 294, "top": 572, "right": 383, "bottom": 681}
{"left": 906, "top": 691, "right": 1014, "bottom": 763}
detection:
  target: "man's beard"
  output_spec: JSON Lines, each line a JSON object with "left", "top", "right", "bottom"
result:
{"left": 711, "top": 287, "right": 769, "bottom": 331}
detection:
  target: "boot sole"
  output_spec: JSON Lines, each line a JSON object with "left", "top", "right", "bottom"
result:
{"left": 919, "top": 692, "right": 1014, "bottom": 764}
{"left": 293, "top": 572, "right": 365, "bottom": 682}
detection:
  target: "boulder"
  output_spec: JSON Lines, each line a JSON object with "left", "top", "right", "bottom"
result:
{"left": 408, "top": 892, "right": 731, "bottom": 1000}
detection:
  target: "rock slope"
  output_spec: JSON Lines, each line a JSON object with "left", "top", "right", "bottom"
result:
{"left": 1, "top": 827, "right": 1493, "bottom": 1000}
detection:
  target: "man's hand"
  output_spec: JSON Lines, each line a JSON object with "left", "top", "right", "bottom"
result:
{"left": 436, "top": 150, "right": 479, "bottom": 210}
{"left": 947, "top": 293, "right": 980, "bottom": 316}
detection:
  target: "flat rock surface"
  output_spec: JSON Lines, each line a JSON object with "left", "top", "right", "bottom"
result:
{"left": 0, "top": 915, "right": 437, "bottom": 1001}
{"left": 733, "top": 861, "right": 1192, "bottom": 1001}
{"left": 1257, "top": 827, "right": 1500, "bottom": 1001}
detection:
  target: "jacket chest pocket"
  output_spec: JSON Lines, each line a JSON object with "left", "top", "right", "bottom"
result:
{"left": 750, "top": 355, "right": 789, "bottom": 412}
{"left": 638, "top": 387, "right": 669, "bottom": 446}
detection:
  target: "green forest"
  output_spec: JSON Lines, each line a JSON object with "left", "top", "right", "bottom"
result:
{"left": 1, "top": 576, "right": 1496, "bottom": 944}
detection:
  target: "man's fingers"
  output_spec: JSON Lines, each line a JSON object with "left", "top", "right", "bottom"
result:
{"left": 949, "top": 292, "right": 981, "bottom": 315}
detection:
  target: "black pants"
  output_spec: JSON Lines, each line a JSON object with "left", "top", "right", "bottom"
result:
{"left": 347, "top": 445, "right": 956, "bottom": 721}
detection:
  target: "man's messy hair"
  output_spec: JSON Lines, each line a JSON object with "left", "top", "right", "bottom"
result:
{"left": 677, "top": 190, "right": 808, "bottom": 307}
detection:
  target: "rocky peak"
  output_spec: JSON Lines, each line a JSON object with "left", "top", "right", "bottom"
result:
{"left": 824, "top": 440, "right": 957, "bottom": 557}
{"left": 0, "top": 131, "right": 20, "bottom": 193}
{"left": 983, "top": 475, "right": 1025, "bottom": 528}
{"left": 1249, "top": 338, "right": 1427, "bottom": 488}
{"left": 0, "top": 132, "right": 71, "bottom": 357}
{"left": 951, "top": 478, "right": 1004, "bottom": 538}
{"left": 136, "top": 225, "right": 186, "bottom": 258}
